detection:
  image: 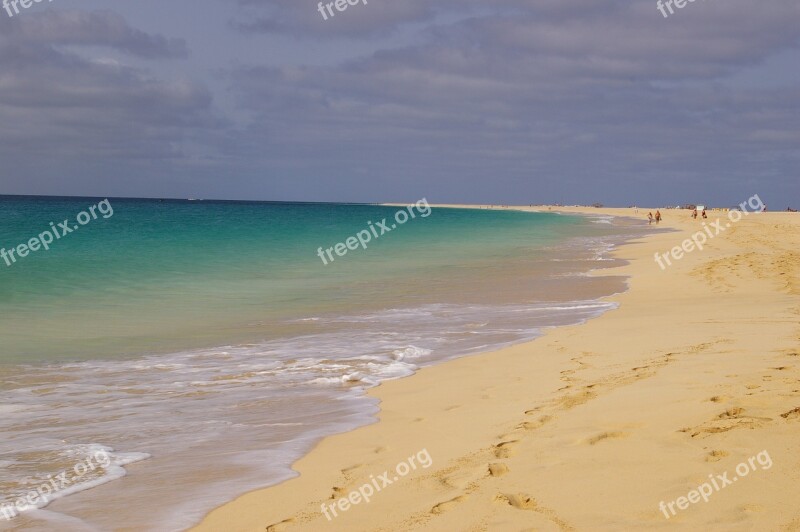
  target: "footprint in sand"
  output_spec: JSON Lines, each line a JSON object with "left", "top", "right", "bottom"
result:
{"left": 340, "top": 464, "right": 362, "bottom": 480}
{"left": 494, "top": 494, "right": 576, "bottom": 530}
{"left": 681, "top": 408, "right": 772, "bottom": 438}
{"left": 494, "top": 440, "right": 518, "bottom": 458}
{"left": 431, "top": 495, "right": 467, "bottom": 514}
{"left": 780, "top": 407, "right": 800, "bottom": 420}
{"left": 558, "top": 390, "right": 596, "bottom": 409}
{"left": 706, "top": 450, "right": 730, "bottom": 462}
{"left": 718, "top": 407, "right": 745, "bottom": 419}
{"left": 517, "top": 415, "right": 553, "bottom": 431}
{"left": 266, "top": 518, "right": 294, "bottom": 531}
{"left": 488, "top": 463, "right": 509, "bottom": 477}
{"left": 587, "top": 431, "right": 628, "bottom": 445}
{"left": 494, "top": 493, "right": 538, "bottom": 510}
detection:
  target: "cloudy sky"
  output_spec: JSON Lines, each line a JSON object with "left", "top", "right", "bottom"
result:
{"left": 0, "top": 0, "right": 798, "bottom": 206}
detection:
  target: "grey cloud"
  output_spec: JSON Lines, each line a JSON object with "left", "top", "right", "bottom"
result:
{"left": 235, "top": 0, "right": 437, "bottom": 37}
{"left": 0, "top": 9, "right": 188, "bottom": 58}
{"left": 215, "top": 0, "right": 799, "bottom": 204}
{"left": 0, "top": 0, "right": 798, "bottom": 205}
{"left": 0, "top": 10, "right": 219, "bottom": 167}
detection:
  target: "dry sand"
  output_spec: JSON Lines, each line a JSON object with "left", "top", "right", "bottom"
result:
{"left": 194, "top": 206, "right": 800, "bottom": 531}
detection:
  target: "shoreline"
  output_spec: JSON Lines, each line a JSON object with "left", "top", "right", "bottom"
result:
{"left": 0, "top": 203, "right": 634, "bottom": 531}
{"left": 194, "top": 206, "right": 799, "bottom": 531}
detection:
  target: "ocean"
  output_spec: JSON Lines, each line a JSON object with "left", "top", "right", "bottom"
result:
{"left": 0, "top": 197, "right": 647, "bottom": 530}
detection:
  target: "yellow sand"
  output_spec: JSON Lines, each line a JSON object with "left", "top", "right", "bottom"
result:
{"left": 194, "top": 206, "right": 800, "bottom": 532}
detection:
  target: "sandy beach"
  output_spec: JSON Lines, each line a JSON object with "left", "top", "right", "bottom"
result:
{"left": 4, "top": 1, "right": 798, "bottom": 529}
{"left": 194, "top": 206, "right": 800, "bottom": 531}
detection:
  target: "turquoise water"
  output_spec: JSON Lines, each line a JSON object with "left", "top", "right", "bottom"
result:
{"left": 2, "top": 197, "right": 595, "bottom": 363}
{"left": 0, "top": 197, "right": 645, "bottom": 530}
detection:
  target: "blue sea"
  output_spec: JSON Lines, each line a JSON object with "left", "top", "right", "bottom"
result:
{"left": 0, "top": 197, "right": 646, "bottom": 530}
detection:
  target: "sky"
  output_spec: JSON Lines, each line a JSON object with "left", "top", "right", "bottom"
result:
{"left": 0, "top": 0, "right": 798, "bottom": 206}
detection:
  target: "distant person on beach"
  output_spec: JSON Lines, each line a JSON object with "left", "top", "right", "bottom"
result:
{"left": 648, "top": 212, "right": 654, "bottom": 224}
{"left": 692, "top": 209, "right": 697, "bottom": 219}
{"left": 701, "top": 209, "right": 707, "bottom": 219}
{"left": 655, "top": 210, "right": 662, "bottom": 224}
